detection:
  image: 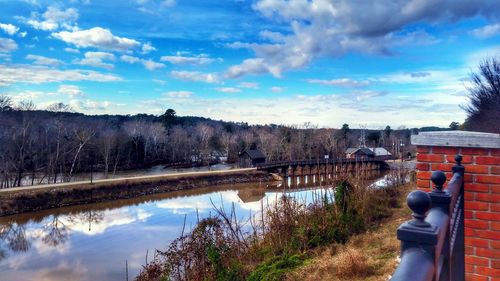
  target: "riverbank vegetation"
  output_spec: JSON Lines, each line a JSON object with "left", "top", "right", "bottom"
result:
{"left": 136, "top": 169, "right": 411, "bottom": 281}
{"left": 286, "top": 182, "right": 413, "bottom": 281}
{"left": 1, "top": 97, "right": 432, "bottom": 188}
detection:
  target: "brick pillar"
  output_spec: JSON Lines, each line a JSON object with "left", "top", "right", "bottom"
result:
{"left": 412, "top": 131, "right": 500, "bottom": 281}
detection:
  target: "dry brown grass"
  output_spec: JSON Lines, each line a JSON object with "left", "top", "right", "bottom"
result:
{"left": 285, "top": 183, "right": 413, "bottom": 281}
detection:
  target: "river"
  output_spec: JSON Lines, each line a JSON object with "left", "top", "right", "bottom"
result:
{"left": 0, "top": 174, "right": 389, "bottom": 281}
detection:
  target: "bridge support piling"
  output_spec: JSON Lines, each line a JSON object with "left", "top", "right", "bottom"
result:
{"left": 257, "top": 158, "right": 387, "bottom": 188}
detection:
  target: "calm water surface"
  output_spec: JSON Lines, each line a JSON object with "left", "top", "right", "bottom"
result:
{"left": 0, "top": 176, "right": 386, "bottom": 281}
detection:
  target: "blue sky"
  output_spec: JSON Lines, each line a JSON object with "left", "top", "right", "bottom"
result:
{"left": 0, "top": 0, "right": 499, "bottom": 128}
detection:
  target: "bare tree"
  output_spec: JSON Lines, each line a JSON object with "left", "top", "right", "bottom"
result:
{"left": 462, "top": 57, "right": 500, "bottom": 133}
{"left": 196, "top": 123, "right": 214, "bottom": 164}
{"left": 16, "top": 100, "right": 37, "bottom": 111}
{"left": 68, "top": 128, "right": 95, "bottom": 179}
{"left": 0, "top": 95, "right": 13, "bottom": 111}
{"left": 46, "top": 102, "right": 73, "bottom": 113}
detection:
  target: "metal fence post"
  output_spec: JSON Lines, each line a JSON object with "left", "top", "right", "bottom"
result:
{"left": 391, "top": 190, "right": 439, "bottom": 281}
{"left": 451, "top": 154, "right": 465, "bottom": 281}
{"left": 428, "top": 170, "right": 452, "bottom": 281}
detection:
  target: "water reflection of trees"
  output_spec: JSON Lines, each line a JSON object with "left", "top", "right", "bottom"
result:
{"left": 66, "top": 210, "right": 104, "bottom": 232}
{"left": 41, "top": 215, "right": 69, "bottom": 247}
{"left": 0, "top": 209, "right": 104, "bottom": 260}
{"left": 0, "top": 223, "right": 30, "bottom": 261}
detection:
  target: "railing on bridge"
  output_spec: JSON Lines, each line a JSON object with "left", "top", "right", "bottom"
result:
{"left": 256, "top": 158, "right": 383, "bottom": 170}
{"left": 390, "top": 154, "right": 465, "bottom": 281}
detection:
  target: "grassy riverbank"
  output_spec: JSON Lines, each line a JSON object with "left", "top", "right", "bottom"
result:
{"left": 285, "top": 182, "right": 412, "bottom": 281}
{"left": 136, "top": 170, "right": 412, "bottom": 281}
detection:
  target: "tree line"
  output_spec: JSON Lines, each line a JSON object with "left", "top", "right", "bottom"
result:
{"left": 0, "top": 96, "right": 419, "bottom": 188}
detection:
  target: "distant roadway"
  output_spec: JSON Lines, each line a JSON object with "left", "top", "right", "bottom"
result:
{"left": 0, "top": 168, "right": 257, "bottom": 193}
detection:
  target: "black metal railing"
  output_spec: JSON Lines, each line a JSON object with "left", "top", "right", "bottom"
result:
{"left": 255, "top": 158, "right": 384, "bottom": 170}
{"left": 391, "top": 154, "right": 465, "bottom": 281}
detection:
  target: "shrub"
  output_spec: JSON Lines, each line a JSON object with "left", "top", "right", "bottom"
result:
{"left": 247, "top": 255, "right": 306, "bottom": 281}
{"left": 136, "top": 173, "right": 404, "bottom": 281}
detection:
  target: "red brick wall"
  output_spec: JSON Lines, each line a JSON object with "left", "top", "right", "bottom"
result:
{"left": 415, "top": 145, "right": 500, "bottom": 281}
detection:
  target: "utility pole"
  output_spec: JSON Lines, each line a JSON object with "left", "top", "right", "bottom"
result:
{"left": 359, "top": 124, "right": 367, "bottom": 147}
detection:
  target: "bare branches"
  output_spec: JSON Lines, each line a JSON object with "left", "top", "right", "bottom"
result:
{"left": 46, "top": 102, "right": 73, "bottom": 113}
{"left": 0, "top": 95, "right": 13, "bottom": 112}
{"left": 463, "top": 57, "right": 500, "bottom": 133}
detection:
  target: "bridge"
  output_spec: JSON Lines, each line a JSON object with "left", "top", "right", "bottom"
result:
{"left": 257, "top": 158, "right": 388, "bottom": 187}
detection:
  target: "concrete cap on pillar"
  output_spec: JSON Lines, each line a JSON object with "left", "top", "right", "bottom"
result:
{"left": 411, "top": 131, "right": 500, "bottom": 149}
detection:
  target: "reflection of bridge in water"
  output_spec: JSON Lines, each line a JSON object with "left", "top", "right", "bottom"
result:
{"left": 257, "top": 158, "right": 388, "bottom": 188}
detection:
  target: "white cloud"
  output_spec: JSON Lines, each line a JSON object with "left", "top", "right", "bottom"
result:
{"left": 471, "top": 23, "right": 500, "bottom": 39}
{"left": 467, "top": 45, "right": 500, "bottom": 68}
{"left": 21, "top": 0, "right": 39, "bottom": 5}
{"left": 168, "top": 92, "right": 464, "bottom": 128}
{"left": 170, "top": 70, "right": 219, "bottom": 83}
{"left": 28, "top": 19, "right": 57, "bottom": 31}
{"left": 351, "top": 90, "right": 388, "bottom": 101}
{"left": 162, "top": 0, "right": 176, "bottom": 7}
{"left": 374, "top": 70, "right": 462, "bottom": 85}
{"left": 0, "top": 64, "right": 121, "bottom": 86}
{"left": 225, "top": 0, "right": 500, "bottom": 78}
{"left": 238, "top": 82, "right": 259, "bottom": 89}
{"left": 119, "top": 55, "right": 164, "bottom": 70}
{"left": 136, "top": 0, "right": 175, "bottom": 8}
{"left": 27, "top": 7, "right": 78, "bottom": 31}
{"left": 307, "top": 78, "right": 370, "bottom": 88}
{"left": 0, "top": 38, "right": 18, "bottom": 52}
{"left": 0, "top": 53, "right": 11, "bottom": 61}
{"left": 35, "top": 261, "right": 88, "bottom": 281}
{"left": 215, "top": 87, "right": 241, "bottom": 93}
{"left": 26, "top": 54, "right": 64, "bottom": 66}
{"left": 152, "top": 79, "right": 166, "bottom": 85}
{"left": 142, "top": 59, "right": 165, "bottom": 70}
{"left": 270, "top": 86, "right": 283, "bottom": 93}
{"left": 225, "top": 58, "right": 275, "bottom": 78}
{"left": 120, "top": 55, "right": 140, "bottom": 64}
{"left": 77, "top": 51, "right": 116, "bottom": 70}
{"left": 69, "top": 99, "right": 115, "bottom": 112}
{"left": 259, "top": 30, "right": 286, "bottom": 43}
{"left": 0, "top": 23, "right": 19, "bottom": 35}
{"left": 57, "top": 85, "right": 84, "bottom": 97}
{"left": 295, "top": 94, "right": 330, "bottom": 102}
{"left": 160, "top": 53, "right": 218, "bottom": 65}
{"left": 163, "top": 91, "right": 193, "bottom": 98}
{"left": 141, "top": 42, "right": 156, "bottom": 54}
{"left": 8, "top": 90, "right": 44, "bottom": 102}
{"left": 53, "top": 27, "right": 140, "bottom": 51}
{"left": 64, "top": 47, "right": 80, "bottom": 53}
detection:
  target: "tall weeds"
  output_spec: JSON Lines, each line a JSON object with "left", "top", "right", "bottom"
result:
{"left": 136, "top": 170, "right": 405, "bottom": 281}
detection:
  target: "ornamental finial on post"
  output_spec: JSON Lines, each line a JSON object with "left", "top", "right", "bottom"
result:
{"left": 407, "top": 190, "right": 432, "bottom": 227}
{"left": 431, "top": 170, "right": 446, "bottom": 193}
{"left": 452, "top": 154, "right": 465, "bottom": 175}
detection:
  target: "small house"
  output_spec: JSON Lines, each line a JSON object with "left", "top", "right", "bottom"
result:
{"left": 345, "top": 147, "right": 375, "bottom": 160}
{"left": 368, "top": 147, "right": 393, "bottom": 160}
{"left": 239, "top": 149, "right": 266, "bottom": 168}
{"left": 210, "top": 150, "right": 228, "bottom": 163}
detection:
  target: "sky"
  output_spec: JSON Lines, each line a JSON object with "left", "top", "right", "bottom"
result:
{"left": 0, "top": 0, "right": 499, "bottom": 129}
